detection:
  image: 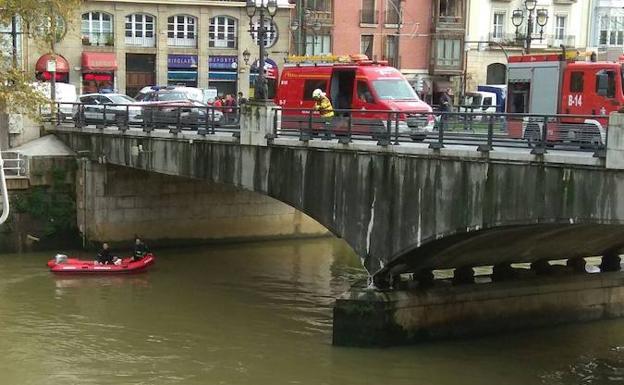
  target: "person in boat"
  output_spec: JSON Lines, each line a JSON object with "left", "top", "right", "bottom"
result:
{"left": 132, "top": 237, "right": 150, "bottom": 261}
{"left": 96, "top": 243, "right": 114, "bottom": 265}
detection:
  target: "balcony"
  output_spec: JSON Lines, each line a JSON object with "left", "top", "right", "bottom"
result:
{"left": 125, "top": 36, "right": 155, "bottom": 48}
{"left": 435, "top": 15, "right": 465, "bottom": 31}
{"left": 547, "top": 35, "right": 576, "bottom": 48}
{"left": 360, "top": 9, "right": 378, "bottom": 25}
{"left": 309, "top": 10, "right": 333, "bottom": 24}
{"left": 168, "top": 36, "right": 197, "bottom": 48}
{"left": 82, "top": 32, "right": 114, "bottom": 47}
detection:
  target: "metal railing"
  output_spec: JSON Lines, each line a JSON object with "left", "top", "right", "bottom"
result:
{"left": 271, "top": 108, "right": 607, "bottom": 157}
{"left": 0, "top": 151, "right": 9, "bottom": 224}
{"left": 1, "top": 151, "right": 28, "bottom": 177}
{"left": 167, "top": 36, "right": 197, "bottom": 48}
{"left": 124, "top": 36, "right": 155, "bottom": 47}
{"left": 54, "top": 102, "right": 241, "bottom": 135}
{"left": 81, "top": 32, "right": 114, "bottom": 47}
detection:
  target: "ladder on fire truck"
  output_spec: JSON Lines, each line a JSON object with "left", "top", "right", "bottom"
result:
{"left": 0, "top": 151, "right": 9, "bottom": 225}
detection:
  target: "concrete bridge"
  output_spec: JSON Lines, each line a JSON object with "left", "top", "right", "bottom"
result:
{"left": 50, "top": 104, "right": 624, "bottom": 285}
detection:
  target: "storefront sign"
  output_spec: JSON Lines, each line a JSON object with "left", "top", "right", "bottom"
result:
{"left": 168, "top": 55, "right": 198, "bottom": 69}
{"left": 209, "top": 56, "right": 238, "bottom": 70}
{"left": 251, "top": 58, "right": 278, "bottom": 79}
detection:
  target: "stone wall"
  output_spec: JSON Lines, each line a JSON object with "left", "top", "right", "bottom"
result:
{"left": 78, "top": 162, "right": 329, "bottom": 246}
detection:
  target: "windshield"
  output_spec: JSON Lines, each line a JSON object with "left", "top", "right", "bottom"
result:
{"left": 158, "top": 92, "right": 187, "bottom": 101}
{"left": 372, "top": 79, "right": 419, "bottom": 100}
{"left": 108, "top": 95, "right": 136, "bottom": 104}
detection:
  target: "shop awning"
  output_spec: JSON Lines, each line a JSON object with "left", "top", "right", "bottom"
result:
{"left": 82, "top": 52, "right": 117, "bottom": 72}
{"left": 168, "top": 71, "right": 197, "bottom": 82}
{"left": 35, "top": 54, "right": 69, "bottom": 73}
{"left": 208, "top": 72, "right": 237, "bottom": 81}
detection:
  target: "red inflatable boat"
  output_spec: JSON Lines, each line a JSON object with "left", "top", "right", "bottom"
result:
{"left": 47, "top": 253, "right": 155, "bottom": 274}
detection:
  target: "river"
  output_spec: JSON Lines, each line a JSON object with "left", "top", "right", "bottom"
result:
{"left": 0, "top": 237, "right": 623, "bottom": 385}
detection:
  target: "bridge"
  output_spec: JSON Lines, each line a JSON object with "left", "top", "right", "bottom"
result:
{"left": 49, "top": 103, "right": 624, "bottom": 284}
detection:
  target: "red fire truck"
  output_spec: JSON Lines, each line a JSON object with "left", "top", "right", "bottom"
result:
{"left": 506, "top": 52, "right": 624, "bottom": 145}
{"left": 275, "top": 54, "right": 434, "bottom": 139}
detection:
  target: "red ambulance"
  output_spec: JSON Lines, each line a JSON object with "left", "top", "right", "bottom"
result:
{"left": 275, "top": 55, "right": 435, "bottom": 139}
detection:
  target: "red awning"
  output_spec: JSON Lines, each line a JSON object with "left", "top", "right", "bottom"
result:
{"left": 81, "top": 52, "right": 117, "bottom": 72}
{"left": 35, "top": 54, "right": 70, "bottom": 73}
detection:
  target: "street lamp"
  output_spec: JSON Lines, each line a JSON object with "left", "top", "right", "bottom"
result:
{"left": 246, "top": 0, "right": 278, "bottom": 100}
{"left": 511, "top": 0, "right": 548, "bottom": 54}
{"left": 290, "top": 5, "right": 322, "bottom": 55}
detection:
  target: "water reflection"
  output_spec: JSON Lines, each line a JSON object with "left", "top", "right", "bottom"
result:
{"left": 0, "top": 238, "right": 623, "bottom": 385}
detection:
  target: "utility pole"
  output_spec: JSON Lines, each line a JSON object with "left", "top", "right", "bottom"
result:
{"left": 11, "top": 16, "right": 18, "bottom": 68}
{"left": 395, "top": 0, "right": 402, "bottom": 69}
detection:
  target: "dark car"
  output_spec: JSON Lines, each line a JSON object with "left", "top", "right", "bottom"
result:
{"left": 136, "top": 87, "right": 223, "bottom": 129}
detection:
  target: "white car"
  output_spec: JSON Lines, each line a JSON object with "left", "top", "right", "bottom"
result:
{"left": 73, "top": 93, "right": 142, "bottom": 124}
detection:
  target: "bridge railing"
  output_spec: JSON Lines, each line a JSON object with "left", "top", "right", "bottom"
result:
{"left": 52, "top": 102, "right": 241, "bottom": 136}
{"left": 1, "top": 151, "right": 28, "bottom": 177}
{"left": 272, "top": 107, "right": 607, "bottom": 157}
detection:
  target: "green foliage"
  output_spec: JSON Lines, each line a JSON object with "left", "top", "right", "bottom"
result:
{"left": 0, "top": 0, "right": 82, "bottom": 118}
{"left": 13, "top": 166, "right": 77, "bottom": 237}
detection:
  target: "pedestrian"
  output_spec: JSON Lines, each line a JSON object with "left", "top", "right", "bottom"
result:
{"left": 439, "top": 87, "right": 453, "bottom": 124}
{"left": 225, "top": 94, "right": 238, "bottom": 123}
{"left": 213, "top": 95, "right": 224, "bottom": 112}
{"left": 132, "top": 236, "right": 150, "bottom": 262}
{"left": 237, "top": 92, "right": 247, "bottom": 106}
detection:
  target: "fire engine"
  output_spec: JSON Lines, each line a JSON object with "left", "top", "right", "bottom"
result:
{"left": 275, "top": 54, "right": 434, "bottom": 139}
{"left": 506, "top": 50, "right": 623, "bottom": 145}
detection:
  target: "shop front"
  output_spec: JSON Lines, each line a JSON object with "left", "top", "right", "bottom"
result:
{"left": 81, "top": 52, "right": 117, "bottom": 94}
{"left": 250, "top": 58, "right": 278, "bottom": 99}
{"left": 168, "top": 55, "right": 198, "bottom": 87}
{"left": 208, "top": 55, "right": 238, "bottom": 96}
{"left": 35, "top": 54, "right": 70, "bottom": 83}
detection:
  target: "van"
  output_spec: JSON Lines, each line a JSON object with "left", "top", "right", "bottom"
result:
{"left": 33, "top": 82, "right": 78, "bottom": 120}
{"left": 275, "top": 55, "right": 434, "bottom": 139}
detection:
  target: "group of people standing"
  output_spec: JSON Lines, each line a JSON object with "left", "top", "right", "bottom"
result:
{"left": 96, "top": 237, "right": 150, "bottom": 265}
{"left": 212, "top": 92, "right": 247, "bottom": 123}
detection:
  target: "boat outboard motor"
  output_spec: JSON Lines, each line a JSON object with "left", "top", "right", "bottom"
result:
{"left": 55, "top": 254, "right": 68, "bottom": 264}
{"left": 0, "top": 151, "right": 9, "bottom": 225}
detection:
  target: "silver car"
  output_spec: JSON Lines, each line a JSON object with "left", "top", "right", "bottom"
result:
{"left": 73, "top": 93, "right": 142, "bottom": 124}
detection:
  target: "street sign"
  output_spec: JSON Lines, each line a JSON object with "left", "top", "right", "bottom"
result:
{"left": 46, "top": 59, "right": 56, "bottom": 72}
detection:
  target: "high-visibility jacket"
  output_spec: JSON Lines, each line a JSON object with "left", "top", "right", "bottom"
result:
{"left": 314, "top": 96, "right": 334, "bottom": 118}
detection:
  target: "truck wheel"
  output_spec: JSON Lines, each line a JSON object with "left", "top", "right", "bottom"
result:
{"left": 410, "top": 134, "right": 426, "bottom": 142}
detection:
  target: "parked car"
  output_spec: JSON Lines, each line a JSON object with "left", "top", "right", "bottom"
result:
{"left": 135, "top": 87, "right": 223, "bottom": 128}
{"left": 73, "top": 93, "right": 142, "bottom": 124}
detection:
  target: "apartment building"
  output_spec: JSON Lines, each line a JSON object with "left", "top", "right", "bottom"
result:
{"left": 465, "top": 0, "right": 589, "bottom": 90}
{"left": 23, "top": 0, "right": 292, "bottom": 97}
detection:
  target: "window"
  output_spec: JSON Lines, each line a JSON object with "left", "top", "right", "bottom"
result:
{"left": 209, "top": 16, "right": 237, "bottom": 48}
{"left": 168, "top": 15, "right": 196, "bottom": 47}
{"left": 357, "top": 81, "right": 374, "bottom": 103}
{"left": 492, "top": 12, "right": 504, "bottom": 39}
{"left": 555, "top": 16, "right": 566, "bottom": 40}
{"left": 303, "top": 79, "right": 327, "bottom": 100}
{"left": 570, "top": 72, "right": 584, "bottom": 92}
{"left": 435, "top": 39, "right": 461, "bottom": 68}
{"left": 385, "top": 35, "right": 398, "bottom": 67}
{"left": 306, "top": 34, "right": 331, "bottom": 55}
{"left": 385, "top": 0, "right": 401, "bottom": 24}
{"left": 361, "top": 0, "right": 376, "bottom": 24}
{"left": 125, "top": 13, "right": 155, "bottom": 46}
{"left": 252, "top": 18, "right": 277, "bottom": 47}
{"left": 596, "top": 70, "right": 616, "bottom": 98}
{"left": 372, "top": 79, "right": 418, "bottom": 100}
{"left": 598, "top": 15, "right": 624, "bottom": 46}
{"left": 360, "top": 35, "right": 374, "bottom": 58}
{"left": 308, "top": 0, "right": 331, "bottom": 12}
{"left": 82, "top": 12, "right": 113, "bottom": 46}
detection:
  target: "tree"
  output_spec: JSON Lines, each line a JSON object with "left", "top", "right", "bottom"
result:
{"left": 0, "top": 0, "right": 81, "bottom": 118}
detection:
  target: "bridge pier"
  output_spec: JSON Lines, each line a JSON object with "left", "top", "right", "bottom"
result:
{"left": 333, "top": 270, "right": 624, "bottom": 347}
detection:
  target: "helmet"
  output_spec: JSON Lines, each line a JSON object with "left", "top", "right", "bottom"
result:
{"left": 312, "top": 89, "right": 324, "bottom": 99}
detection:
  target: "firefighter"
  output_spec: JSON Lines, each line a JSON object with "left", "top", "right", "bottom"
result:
{"left": 312, "top": 89, "right": 334, "bottom": 118}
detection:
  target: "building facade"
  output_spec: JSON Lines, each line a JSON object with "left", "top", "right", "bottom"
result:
{"left": 588, "top": 0, "right": 624, "bottom": 55}
{"left": 465, "top": 0, "right": 590, "bottom": 91}
{"left": 23, "top": 0, "right": 293, "bottom": 97}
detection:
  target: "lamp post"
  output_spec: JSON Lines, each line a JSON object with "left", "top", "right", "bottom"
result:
{"left": 246, "top": 0, "right": 278, "bottom": 101}
{"left": 290, "top": 8, "right": 321, "bottom": 55}
{"left": 511, "top": 0, "right": 548, "bottom": 54}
